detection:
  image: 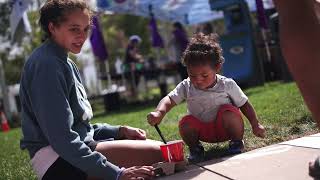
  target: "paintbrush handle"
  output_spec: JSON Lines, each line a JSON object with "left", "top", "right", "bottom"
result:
{"left": 155, "top": 125, "right": 167, "bottom": 144}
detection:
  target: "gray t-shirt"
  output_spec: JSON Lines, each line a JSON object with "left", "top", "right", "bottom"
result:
{"left": 168, "top": 74, "right": 248, "bottom": 122}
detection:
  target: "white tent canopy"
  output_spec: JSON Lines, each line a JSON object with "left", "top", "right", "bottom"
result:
{"left": 91, "top": 0, "right": 274, "bottom": 25}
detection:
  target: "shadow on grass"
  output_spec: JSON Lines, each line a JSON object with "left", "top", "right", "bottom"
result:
{"left": 295, "top": 115, "right": 314, "bottom": 124}
{"left": 244, "top": 81, "right": 286, "bottom": 96}
{"left": 289, "top": 115, "right": 317, "bottom": 135}
{"left": 93, "top": 97, "right": 161, "bottom": 118}
{"left": 204, "top": 146, "right": 231, "bottom": 161}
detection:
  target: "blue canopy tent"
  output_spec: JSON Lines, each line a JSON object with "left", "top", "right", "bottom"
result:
{"left": 93, "top": 0, "right": 274, "bottom": 25}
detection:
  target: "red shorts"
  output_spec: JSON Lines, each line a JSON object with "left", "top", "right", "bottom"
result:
{"left": 179, "top": 104, "right": 242, "bottom": 143}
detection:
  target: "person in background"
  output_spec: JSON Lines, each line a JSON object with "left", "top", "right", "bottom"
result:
{"left": 170, "top": 22, "right": 189, "bottom": 81}
{"left": 201, "top": 22, "right": 214, "bottom": 35}
{"left": 147, "top": 33, "right": 265, "bottom": 163}
{"left": 19, "top": 1, "right": 162, "bottom": 179}
{"left": 124, "top": 35, "right": 144, "bottom": 96}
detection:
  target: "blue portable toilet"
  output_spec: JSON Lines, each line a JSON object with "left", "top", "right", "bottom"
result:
{"left": 209, "top": 0, "right": 265, "bottom": 87}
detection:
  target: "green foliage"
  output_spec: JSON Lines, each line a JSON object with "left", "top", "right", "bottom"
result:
{"left": 0, "top": 6, "right": 43, "bottom": 85}
{"left": 98, "top": 14, "right": 153, "bottom": 65}
{"left": 0, "top": 2, "right": 10, "bottom": 38}
{"left": 3, "top": 57, "right": 24, "bottom": 85}
{"left": 24, "top": 11, "right": 43, "bottom": 56}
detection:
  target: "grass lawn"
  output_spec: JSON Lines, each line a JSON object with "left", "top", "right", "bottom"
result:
{"left": 0, "top": 81, "right": 318, "bottom": 180}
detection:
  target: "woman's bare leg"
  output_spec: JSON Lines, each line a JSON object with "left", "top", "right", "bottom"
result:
{"left": 95, "top": 139, "right": 163, "bottom": 168}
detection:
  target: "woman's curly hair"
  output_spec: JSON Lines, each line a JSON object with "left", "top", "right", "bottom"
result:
{"left": 181, "top": 33, "right": 224, "bottom": 68}
{"left": 39, "top": 0, "right": 93, "bottom": 39}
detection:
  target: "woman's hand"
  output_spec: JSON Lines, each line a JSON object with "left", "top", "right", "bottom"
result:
{"left": 119, "top": 126, "right": 146, "bottom": 140}
{"left": 252, "top": 123, "right": 266, "bottom": 138}
{"left": 119, "top": 166, "right": 155, "bottom": 180}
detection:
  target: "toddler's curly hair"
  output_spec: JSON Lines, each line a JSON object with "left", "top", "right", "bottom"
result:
{"left": 182, "top": 33, "right": 224, "bottom": 68}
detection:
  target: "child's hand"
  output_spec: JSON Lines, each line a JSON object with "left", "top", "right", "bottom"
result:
{"left": 147, "top": 111, "right": 163, "bottom": 126}
{"left": 252, "top": 123, "right": 266, "bottom": 138}
{"left": 120, "top": 126, "right": 147, "bottom": 140}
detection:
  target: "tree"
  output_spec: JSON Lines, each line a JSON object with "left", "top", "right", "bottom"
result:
{"left": 98, "top": 13, "right": 153, "bottom": 70}
{"left": 0, "top": 2, "right": 12, "bottom": 119}
{"left": 0, "top": 2, "right": 10, "bottom": 36}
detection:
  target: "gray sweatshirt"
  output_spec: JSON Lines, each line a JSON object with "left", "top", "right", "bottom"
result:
{"left": 19, "top": 39, "right": 121, "bottom": 179}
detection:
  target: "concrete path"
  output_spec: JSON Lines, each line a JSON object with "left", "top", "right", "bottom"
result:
{"left": 159, "top": 133, "right": 320, "bottom": 180}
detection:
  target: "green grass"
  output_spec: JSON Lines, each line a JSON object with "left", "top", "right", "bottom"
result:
{"left": 0, "top": 81, "right": 318, "bottom": 180}
{"left": 0, "top": 130, "right": 36, "bottom": 180}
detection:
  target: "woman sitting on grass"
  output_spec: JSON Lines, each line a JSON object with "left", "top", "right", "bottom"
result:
{"left": 19, "top": 1, "right": 162, "bottom": 179}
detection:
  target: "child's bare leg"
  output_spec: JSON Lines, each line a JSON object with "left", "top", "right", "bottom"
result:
{"left": 221, "top": 110, "right": 244, "bottom": 141}
{"left": 179, "top": 121, "right": 200, "bottom": 148}
{"left": 179, "top": 116, "right": 206, "bottom": 162}
{"left": 94, "top": 139, "right": 163, "bottom": 168}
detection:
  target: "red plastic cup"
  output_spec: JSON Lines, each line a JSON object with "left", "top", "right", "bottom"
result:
{"left": 160, "top": 140, "right": 184, "bottom": 162}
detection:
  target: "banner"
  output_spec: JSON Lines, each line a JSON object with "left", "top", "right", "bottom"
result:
{"left": 149, "top": 15, "right": 164, "bottom": 48}
{"left": 90, "top": 16, "right": 108, "bottom": 61}
{"left": 10, "top": 0, "right": 32, "bottom": 42}
{"left": 255, "top": 0, "right": 268, "bottom": 29}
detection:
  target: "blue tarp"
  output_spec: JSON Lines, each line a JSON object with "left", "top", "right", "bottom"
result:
{"left": 94, "top": 0, "right": 274, "bottom": 25}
